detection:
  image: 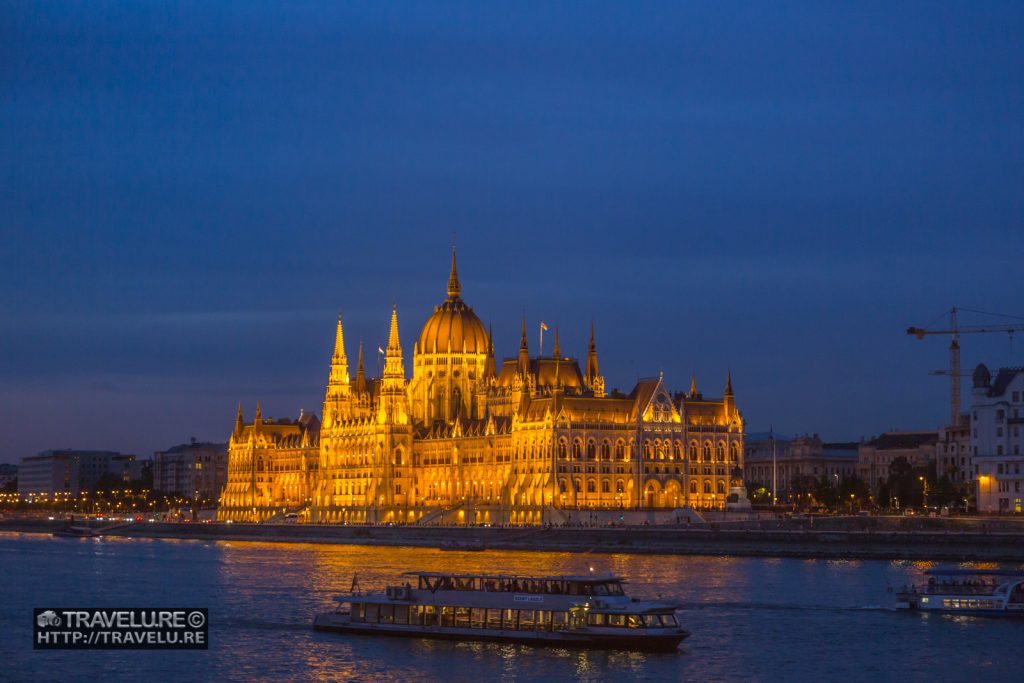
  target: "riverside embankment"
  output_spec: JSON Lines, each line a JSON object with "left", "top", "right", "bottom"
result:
{"left": 3, "top": 516, "right": 1024, "bottom": 562}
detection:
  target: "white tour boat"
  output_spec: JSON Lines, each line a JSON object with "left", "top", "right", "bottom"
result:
{"left": 313, "top": 571, "right": 689, "bottom": 651}
{"left": 895, "top": 569, "right": 1024, "bottom": 616}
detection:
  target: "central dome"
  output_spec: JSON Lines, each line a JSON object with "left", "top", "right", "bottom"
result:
{"left": 417, "top": 250, "right": 489, "bottom": 355}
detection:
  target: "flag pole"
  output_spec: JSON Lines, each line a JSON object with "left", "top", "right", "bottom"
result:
{"left": 771, "top": 427, "right": 777, "bottom": 506}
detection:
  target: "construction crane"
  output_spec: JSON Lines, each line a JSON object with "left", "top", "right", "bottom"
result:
{"left": 907, "top": 307, "right": 1024, "bottom": 426}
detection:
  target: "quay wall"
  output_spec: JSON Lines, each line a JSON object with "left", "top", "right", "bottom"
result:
{"left": 3, "top": 517, "right": 1024, "bottom": 563}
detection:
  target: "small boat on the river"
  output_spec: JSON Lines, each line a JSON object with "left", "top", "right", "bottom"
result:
{"left": 313, "top": 571, "right": 689, "bottom": 651}
{"left": 895, "top": 569, "right": 1024, "bottom": 617}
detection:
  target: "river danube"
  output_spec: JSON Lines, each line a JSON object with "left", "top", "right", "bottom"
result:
{"left": 2, "top": 532, "right": 1021, "bottom": 681}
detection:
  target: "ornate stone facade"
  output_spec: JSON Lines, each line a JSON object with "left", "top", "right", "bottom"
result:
{"left": 219, "top": 251, "right": 745, "bottom": 524}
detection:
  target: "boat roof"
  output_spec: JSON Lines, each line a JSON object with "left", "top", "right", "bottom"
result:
{"left": 403, "top": 571, "right": 625, "bottom": 583}
{"left": 923, "top": 569, "right": 1024, "bottom": 577}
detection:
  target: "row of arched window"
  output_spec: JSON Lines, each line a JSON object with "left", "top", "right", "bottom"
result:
{"left": 556, "top": 478, "right": 728, "bottom": 495}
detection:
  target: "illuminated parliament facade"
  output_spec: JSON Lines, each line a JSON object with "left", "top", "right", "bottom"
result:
{"left": 219, "top": 252, "right": 746, "bottom": 524}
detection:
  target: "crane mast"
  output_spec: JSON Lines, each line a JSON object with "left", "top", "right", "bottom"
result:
{"left": 949, "top": 308, "right": 959, "bottom": 427}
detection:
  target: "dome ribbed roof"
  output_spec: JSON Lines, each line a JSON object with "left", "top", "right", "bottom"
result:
{"left": 416, "top": 248, "right": 489, "bottom": 355}
{"left": 418, "top": 298, "right": 488, "bottom": 354}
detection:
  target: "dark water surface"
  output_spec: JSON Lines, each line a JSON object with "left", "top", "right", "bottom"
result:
{"left": 2, "top": 532, "right": 1021, "bottom": 682}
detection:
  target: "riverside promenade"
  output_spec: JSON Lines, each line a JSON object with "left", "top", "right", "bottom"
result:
{"left": 3, "top": 515, "right": 1024, "bottom": 562}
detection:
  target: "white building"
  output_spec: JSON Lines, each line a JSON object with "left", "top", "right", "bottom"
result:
{"left": 970, "top": 364, "right": 1024, "bottom": 514}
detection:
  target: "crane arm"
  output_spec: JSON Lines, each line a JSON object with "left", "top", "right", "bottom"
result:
{"left": 907, "top": 324, "right": 1024, "bottom": 338}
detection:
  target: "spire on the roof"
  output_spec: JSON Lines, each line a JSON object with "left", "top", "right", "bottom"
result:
{"left": 382, "top": 305, "right": 405, "bottom": 382}
{"left": 329, "top": 312, "right": 351, "bottom": 388}
{"left": 333, "top": 312, "right": 347, "bottom": 363}
{"left": 234, "top": 401, "right": 244, "bottom": 436}
{"left": 552, "top": 325, "right": 561, "bottom": 359}
{"left": 586, "top": 320, "right": 599, "bottom": 382}
{"left": 725, "top": 369, "right": 734, "bottom": 396}
{"left": 690, "top": 373, "right": 698, "bottom": 397}
{"left": 387, "top": 304, "right": 401, "bottom": 352}
{"left": 447, "top": 247, "right": 461, "bottom": 299}
{"left": 518, "top": 318, "right": 530, "bottom": 375}
{"left": 254, "top": 400, "right": 263, "bottom": 425}
{"left": 356, "top": 340, "right": 367, "bottom": 394}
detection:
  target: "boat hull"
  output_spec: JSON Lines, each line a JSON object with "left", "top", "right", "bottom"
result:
{"left": 313, "top": 613, "right": 688, "bottom": 652}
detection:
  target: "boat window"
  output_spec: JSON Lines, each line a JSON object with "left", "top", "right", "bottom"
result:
{"left": 455, "top": 607, "right": 471, "bottom": 628}
{"left": 627, "top": 615, "right": 644, "bottom": 628}
{"left": 593, "top": 584, "right": 608, "bottom": 596}
{"left": 536, "top": 610, "right": 552, "bottom": 632}
{"left": 567, "top": 582, "right": 580, "bottom": 596}
{"left": 518, "top": 610, "right": 535, "bottom": 630}
{"left": 643, "top": 614, "right": 659, "bottom": 627}
{"left": 502, "top": 609, "right": 518, "bottom": 630}
{"left": 607, "top": 582, "right": 624, "bottom": 596}
{"left": 440, "top": 607, "right": 455, "bottom": 627}
{"left": 659, "top": 614, "right": 677, "bottom": 627}
{"left": 379, "top": 605, "right": 395, "bottom": 624}
{"left": 552, "top": 611, "right": 568, "bottom": 630}
{"left": 420, "top": 605, "right": 438, "bottom": 626}
{"left": 471, "top": 608, "right": 486, "bottom": 629}
{"left": 486, "top": 608, "right": 502, "bottom": 629}
{"left": 409, "top": 606, "right": 422, "bottom": 625}
{"left": 588, "top": 613, "right": 606, "bottom": 626}
{"left": 394, "top": 606, "right": 409, "bottom": 625}
{"left": 354, "top": 604, "right": 365, "bottom": 622}
{"left": 607, "top": 614, "right": 626, "bottom": 627}
{"left": 366, "top": 604, "right": 379, "bottom": 623}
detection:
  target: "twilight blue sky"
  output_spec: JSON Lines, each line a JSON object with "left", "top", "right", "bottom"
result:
{"left": 2, "top": 2, "right": 1023, "bottom": 464}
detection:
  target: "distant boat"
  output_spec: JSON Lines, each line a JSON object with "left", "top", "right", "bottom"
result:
{"left": 895, "top": 569, "right": 1024, "bottom": 617}
{"left": 439, "top": 539, "right": 486, "bottom": 551}
{"left": 314, "top": 571, "right": 689, "bottom": 652}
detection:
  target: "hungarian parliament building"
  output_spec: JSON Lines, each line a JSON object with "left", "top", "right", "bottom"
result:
{"left": 218, "top": 252, "right": 746, "bottom": 524}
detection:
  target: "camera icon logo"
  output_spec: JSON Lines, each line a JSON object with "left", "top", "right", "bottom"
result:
{"left": 37, "top": 610, "right": 61, "bottom": 628}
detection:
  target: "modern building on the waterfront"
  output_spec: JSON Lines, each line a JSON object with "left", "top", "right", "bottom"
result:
{"left": 17, "top": 450, "right": 138, "bottom": 499}
{"left": 219, "top": 252, "right": 746, "bottom": 524}
{"left": 971, "top": 364, "right": 1024, "bottom": 513}
{"left": 0, "top": 463, "right": 17, "bottom": 489}
{"left": 153, "top": 439, "right": 229, "bottom": 502}
{"left": 857, "top": 431, "right": 937, "bottom": 496}
{"left": 744, "top": 434, "right": 858, "bottom": 498}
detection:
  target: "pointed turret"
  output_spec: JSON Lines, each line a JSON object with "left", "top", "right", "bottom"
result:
{"left": 254, "top": 400, "right": 263, "bottom": 426}
{"left": 234, "top": 401, "right": 244, "bottom": 437}
{"left": 356, "top": 340, "right": 367, "bottom": 394}
{"left": 383, "top": 305, "right": 405, "bottom": 382}
{"left": 689, "top": 373, "right": 698, "bottom": 398}
{"left": 585, "top": 320, "right": 599, "bottom": 380}
{"left": 552, "top": 326, "right": 561, "bottom": 359}
{"left": 518, "top": 318, "right": 530, "bottom": 375}
{"left": 725, "top": 369, "right": 734, "bottom": 396}
{"left": 329, "top": 313, "right": 350, "bottom": 389}
{"left": 447, "top": 247, "right": 461, "bottom": 300}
